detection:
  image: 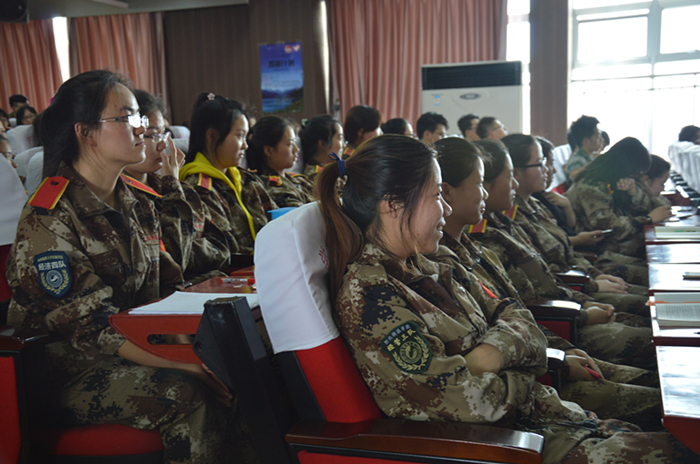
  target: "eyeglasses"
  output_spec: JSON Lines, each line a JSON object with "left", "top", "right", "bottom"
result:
{"left": 99, "top": 113, "right": 149, "bottom": 129}
{"left": 144, "top": 131, "right": 170, "bottom": 144}
{"left": 523, "top": 158, "right": 546, "bottom": 171}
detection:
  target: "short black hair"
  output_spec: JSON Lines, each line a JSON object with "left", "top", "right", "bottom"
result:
{"left": 344, "top": 105, "right": 382, "bottom": 145}
{"left": 9, "top": 94, "right": 28, "bottom": 106}
{"left": 457, "top": 114, "right": 479, "bottom": 137}
{"left": 647, "top": 154, "right": 670, "bottom": 181}
{"left": 0, "top": 108, "right": 8, "bottom": 119}
{"left": 381, "top": 118, "right": 410, "bottom": 136}
{"left": 476, "top": 117, "right": 497, "bottom": 140}
{"left": 569, "top": 115, "right": 599, "bottom": 148}
{"left": 679, "top": 125, "right": 700, "bottom": 142}
{"left": 132, "top": 89, "right": 167, "bottom": 119}
{"left": 416, "top": 112, "right": 448, "bottom": 140}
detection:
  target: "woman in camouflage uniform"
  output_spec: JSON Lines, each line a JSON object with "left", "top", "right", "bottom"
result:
{"left": 6, "top": 71, "right": 236, "bottom": 463}
{"left": 566, "top": 138, "right": 673, "bottom": 263}
{"left": 179, "top": 93, "right": 276, "bottom": 255}
{"left": 299, "top": 114, "right": 345, "bottom": 181}
{"left": 123, "top": 90, "right": 230, "bottom": 281}
{"left": 503, "top": 134, "right": 650, "bottom": 316}
{"left": 433, "top": 137, "right": 661, "bottom": 431}
{"left": 246, "top": 115, "right": 314, "bottom": 207}
{"left": 314, "top": 134, "right": 695, "bottom": 464}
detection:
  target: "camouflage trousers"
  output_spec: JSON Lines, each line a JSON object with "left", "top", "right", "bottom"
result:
{"left": 54, "top": 356, "right": 257, "bottom": 464}
{"left": 578, "top": 313, "right": 655, "bottom": 370}
{"left": 594, "top": 250, "right": 649, "bottom": 287}
{"left": 589, "top": 287, "right": 650, "bottom": 318}
{"left": 560, "top": 359, "right": 661, "bottom": 431}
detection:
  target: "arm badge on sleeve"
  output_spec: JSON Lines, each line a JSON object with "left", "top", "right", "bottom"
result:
{"left": 34, "top": 251, "right": 72, "bottom": 298}
{"left": 381, "top": 321, "right": 432, "bottom": 374}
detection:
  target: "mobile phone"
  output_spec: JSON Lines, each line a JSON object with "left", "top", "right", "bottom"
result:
{"left": 599, "top": 229, "right": 614, "bottom": 235}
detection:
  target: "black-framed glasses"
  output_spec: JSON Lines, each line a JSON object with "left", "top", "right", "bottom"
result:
{"left": 523, "top": 158, "right": 546, "bottom": 171}
{"left": 144, "top": 131, "right": 170, "bottom": 144}
{"left": 99, "top": 113, "right": 149, "bottom": 129}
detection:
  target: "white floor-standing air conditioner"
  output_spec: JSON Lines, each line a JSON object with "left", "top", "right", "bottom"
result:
{"left": 421, "top": 61, "right": 523, "bottom": 136}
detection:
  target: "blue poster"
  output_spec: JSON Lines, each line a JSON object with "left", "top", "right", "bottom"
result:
{"left": 260, "top": 42, "right": 303, "bottom": 114}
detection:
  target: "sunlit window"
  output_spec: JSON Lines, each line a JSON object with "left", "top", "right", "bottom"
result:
{"left": 52, "top": 17, "right": 70, "bottom": 83}
{"left": 577, "top": 17, "right": 647, "bottom": 62}
{"left": 506, "top": 0, "right": 530, "bottom": 134}
{"left": 660, "top": 5, "right": 700, "bottom": 54}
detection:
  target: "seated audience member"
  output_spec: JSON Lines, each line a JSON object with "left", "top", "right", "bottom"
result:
{"left": 433, "top": 137, "right": 661, "bottom": 430}
{"left": 315, "top": 134, "right": 694, "bottom": 464}
{"left": 6, "top": 70, "right": 239, "bottom": 463}
{"left": 503, "top": 134, "right": 649, "bottom": 315}
{"left": 180, "top": 93, "right": 276, "bottom": 254}
{"left": 457, "top": 113, "right": 479, "bottom": 141}
{"left": 566, "top": 138, "right": 673, "bottom": 262}
{"left": 8, "top": 94, "right": 29, "bottom": 118}
{"left": 475, "top": 116, "right": 507, "bottom": 140}
{"left": 380, "top": 117, "right": 415, "bottom": 137}
{"left": 0, "top": 108, "right": 10, "bottom": 132}
{"left": 16, "top": 105, "right": 37, "bottom": 126}
{"left": 123, "top": 89, "right": 230, "bottom": 280}
{"left": 416, "top": 111, "right": 448, "bottom": 145}
{"left": 246, "top": 115, "right": 314, "bottom": 207}
{"left": 601, "top": 130, "right": 610, "bottom": 151}
{"left": 342, "top": 104, "right": 382, "bottom": 158}
{"left": 0, "top": 135, "right": 17, "bottom": 169}
{"left": 564, "top": 115, "right": 603, "bottom": 184}
{"left": 678, "top": 125, "right": 700, "bottom": 144}
{"left": 471, "top": 139, "right": 654, "bottom": 370}
{"left": 299, "top": 114, "right": 344, "bottom": 180}
{"left": 641, "top": 154, "right": 672, "bottom": 207}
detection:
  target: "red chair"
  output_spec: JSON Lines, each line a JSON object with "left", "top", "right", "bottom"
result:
{"left": 0, "top": 328, "right": 164, "bottom": 463}
{"left": 238, "top": 203, "right": 544, "bottom": 464}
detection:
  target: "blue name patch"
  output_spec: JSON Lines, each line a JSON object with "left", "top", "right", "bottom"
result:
{"left": 34, "top": 251, "right": 72, "bottom": 298}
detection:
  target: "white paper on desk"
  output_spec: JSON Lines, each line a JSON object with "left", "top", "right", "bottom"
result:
{"left": 655, "top": 226, "right": 700, "bottom": 239}
{"left": 654, "top": 292, "right": 700, "bottom": 304}
{"left": 656, "top": 303, "right": 700, "bottom": 327}
{"left": 130, "top": 292, "right": 259, "bottom": 315}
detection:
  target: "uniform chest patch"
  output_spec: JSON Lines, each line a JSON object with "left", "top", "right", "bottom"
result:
{"left": 380, "top": 321, "right": 432, "bottom": 374}
{"left": 34, "top": 251, "right": 72, "bottom": 298}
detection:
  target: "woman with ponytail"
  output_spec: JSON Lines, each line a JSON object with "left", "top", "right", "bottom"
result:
{"left": 299, "top": 114, "right": 344, "bottom": 180}
{"left": 315, "top": 134, "right": 693, "bottom": 464}
{"left": 179, "top": 93, "right": 276, "bottom": 255}
{"left": 246, "top": 115, "right": 314, "bottom": 207}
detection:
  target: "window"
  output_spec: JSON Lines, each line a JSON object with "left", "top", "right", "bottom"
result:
{"left": 506, "top": 0, "right": 530, "bottom": 134}
{"left": 570, "top": 0, "right": 700, "bottom": 157}
{"left": 53, "top": 17, "right": 70, "bottom": 83}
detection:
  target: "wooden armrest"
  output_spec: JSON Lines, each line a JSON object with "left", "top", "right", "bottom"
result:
{"left": 526, "top": 300, "right": 581, "bottom": 318}
{"left": 0, "top": 325, "right": 49, "bottom": 351}
{"left": 555, "top": 270, "right": 589, "bottom": 285}
{"left": 287, "top": 419, "right": 543, "bottom": 464}
{"left": 546, "top": 348, "right": 566, "bottom": 370}
{"left": 577, "top": 251, "right": 597, "bottom": 264}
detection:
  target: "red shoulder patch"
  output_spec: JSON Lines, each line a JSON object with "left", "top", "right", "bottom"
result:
{"left": 197, "top": 173, "right": 212, "bottom": 190}
{"left": 467, "top": 219, "right": 487, "bottom": 234}
{"left": 502, "top": 205, "right": 518, "bottom": 221}
{"left": 120, "top": 174, "right": 162, "bottom": 198}
{"left": 268, "top": 175, "right": 282, "bottom": 186}
{"left": 29, "top": 177, "right": 69, "bottom": 210}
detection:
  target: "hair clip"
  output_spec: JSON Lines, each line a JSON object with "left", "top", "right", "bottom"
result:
{"left": 328, "top": 152, "right": 346, "bottom": 177}
{"left": 207, "top": 93, "right": 216, "bottom": 101}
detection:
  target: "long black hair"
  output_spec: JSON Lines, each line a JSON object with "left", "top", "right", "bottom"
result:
{"left": 435, "top": 137, "right": 482, "bottom": 188}
{"left": 246, "top": 115, "right": 294, "bottom": 172}
{"left": 42, "top": 70, "right": 130, "bottom": 178}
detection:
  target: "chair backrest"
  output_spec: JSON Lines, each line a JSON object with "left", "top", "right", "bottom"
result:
{"left": 13, "top": 146, "right": 42, "bottom": 179}
{"left": 168, "top": 125, "right": 190, "bottom": 139}
{"left": 6, "top": 125, "right": 37, "bottom": 154}
{"left": 255, "top": 203, "right": 382, "bottom": 423}
{"left": 549, "top": 143, "right": 571, "bottom": 192}
{"left": 24, "top": 151, "right": 44, "bottom": 195}
{"left": 0, "top": 159, "right": 27, "bottom": 248}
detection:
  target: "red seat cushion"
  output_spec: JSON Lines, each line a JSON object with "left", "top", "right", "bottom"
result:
{"left": 296, "top": 338, "right": 382, "bottom": 423}
{"left": 49, "top": 424, "right": 163, "bottom": 456}
{"left": 0, "top": 356, "right": 21, "bottom": 464}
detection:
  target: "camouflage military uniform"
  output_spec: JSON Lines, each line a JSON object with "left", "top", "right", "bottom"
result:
{"left": 335, "top": 243, "right": 694, "bottom": 464}
{"left": 470, "top": 211, "right": 655, "bottom": 370}
{"left": 182, "top": 168, "right": 276, "bottom": 254}
{"left": 514, "top": 196, "right": 649, "bottom": 316}
{"left": 6, "top": 163, "right": 234, "bottom": 463}
{"left": 258, "top": 168, "right": 315, "bottom": 208}
{"left": 123, "top": 173, "right": 230, "bottom": 281}
{"left": 433, "top": 233, "right": 662, "bottom": 431}
{"left": 565, "top": 180, "right": 656, "bottom": 260}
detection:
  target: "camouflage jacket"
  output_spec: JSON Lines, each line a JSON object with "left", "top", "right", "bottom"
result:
{"left": 182, "top": 168, "right": 276, "bottom": 254}
{"left": 469, "top": 212, "right": 594, "bottom": 313}
{"left": 334, "top": 243, "right": 597, "bottom": 464}
{"left": 123, "top": 173, "right": 230, "bottom": 280}
{"left": 302, "top": 163, "right": 323, "bottom": 182}
{"left": 565, "top": 180, "right": 655, "bottom": 258}
{"left": 514, "top": 196, "right": 603, "bottom": 293}
{"left": 7, "top": 163, "right": 184, "bottom": 377}
{"left": 258, "top": 169, "right": 315, "bottom": 208}
{"left": 434, "top": 232, "right": 575, "bottom": 352}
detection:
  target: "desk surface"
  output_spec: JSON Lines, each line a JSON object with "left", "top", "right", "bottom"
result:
{"left": 110, "top": 277, "right": 256, "bottom": 364}
{"left": 650, "top": 305, "right": 700, "bottom": 346}
{"left": 657, "top": 346, "right": 700, "bottom": 455}
{"left": 649, "top": 263, "right": 700, "bottom": 294}
{"left": 647, "top": 243, "right": 700, "bottom": 264}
